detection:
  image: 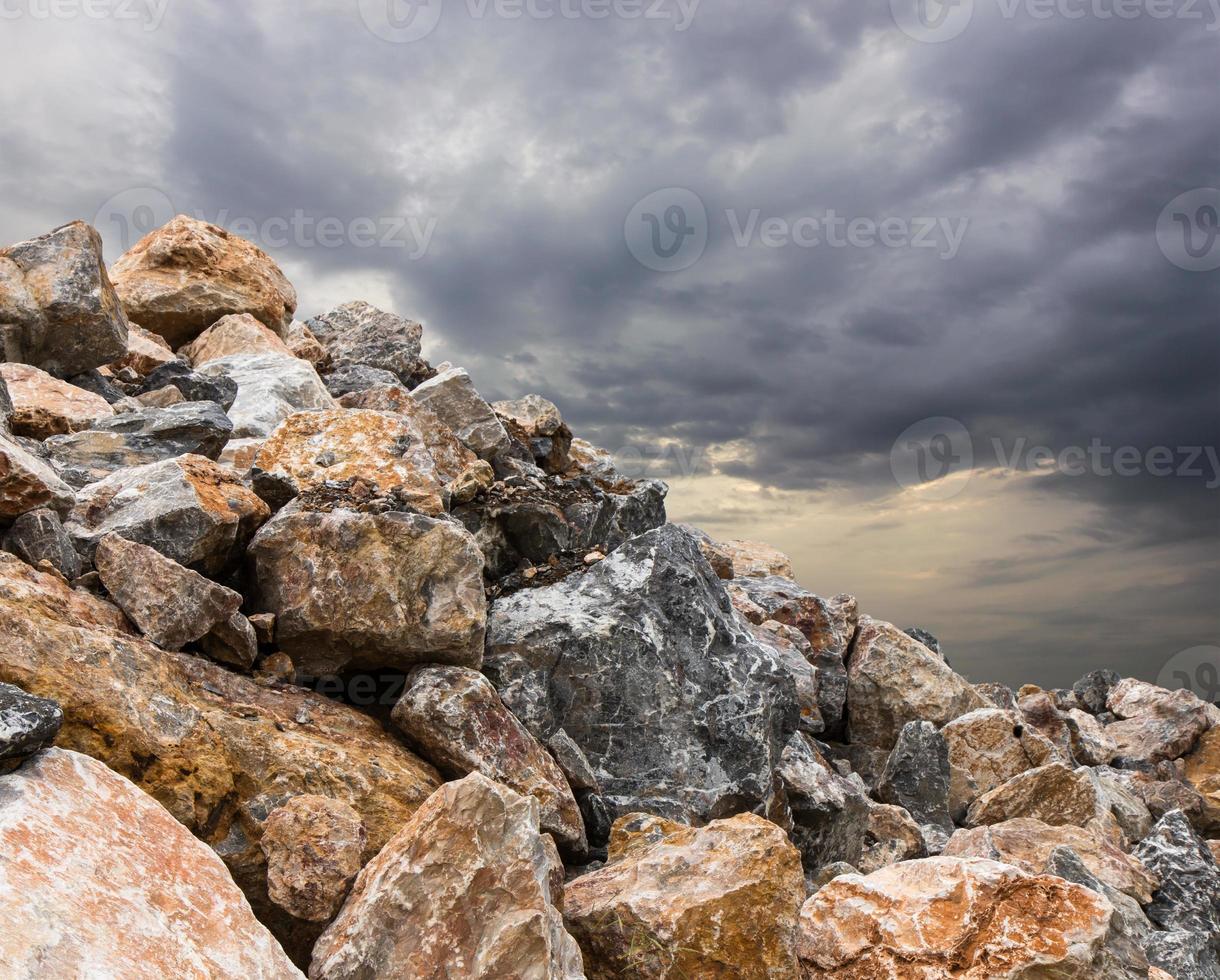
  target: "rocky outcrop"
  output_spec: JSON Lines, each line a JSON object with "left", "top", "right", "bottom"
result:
{"left": 0, "top": 682, "right": 62, "bottom": 768}
{"left": 110, "top": 215, "right": 296, "bottom": 347}
{"left": 310, "top": 773, "right": 583, "bottom": 980}
{"left": 197, "top": 353, "right": 335, "bottom": 438}
{"left": 0, "top": 362, "right": 113, "bottom": 437}
{"left": 410, "top": 366, "right": 510, "bottom": 459}
{"left": 564, "top": 812, "right": 804, "bottom": 979}
{"left": 305, "top": 301, "right": 432, "bottom": 388}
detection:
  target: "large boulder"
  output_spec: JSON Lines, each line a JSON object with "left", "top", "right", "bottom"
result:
{"left": 310, "top": 772, "right": 583, "bottom": 980}
{"left": 248, "top": 502, "right": 486, "bottom": 675}
{"left": 564, "top": 812, "right": 804, "bottom": 980}
{"left": 67, "top": 454, "right": 269, "bottom": 574}
{"left": 0, "top": 507, "right": 81, "bottom": 579}
{"left": 0, "top": 748, "right": 302, "bottom": 979}
{"left": 1133, "top": 809, "right": 1220, "bottom": 950}
{"left": 338, "top": 383, "right": 477, "bottom": 481}
{"left": 942, "top": 707, "right": 1063, "bottom": 808}
{"left": 181, "top": 312, "right": 296, "bottom": 366}
{"left": 0, "top": 682, "right": 62, "bottom": 768}
{"left": 391, "top": 665, "right": 586, "bottom": 855}
{"left": 409, "top": 366, "right": 510, "bottom": 460}
{"left": 0, "top": 431, "right": 76, "bottom": 519}
{"left": 964, "top": 762, "right": 1124, "bottom": 840}
{"left": 1183, "top": 726, "right": 1220, "bottom": 831}
{"left": 0, "top": 362, "right": 112, "bottom": 438}
{"left": 197, "top": 353, "right": 335, "bottom": 438}
{"left": 876, "top": 719, "right": 953, "bottom": 831}
{"left": 305, "top": 301, "right": 431, "bottom": 388}
{"left": 109, "top": 216, "right": 296, "bottom": 347}
{"left": 0, "top": 220, "right": 128, "bottom": 377}
{"left": 484, "top": 523, "right": 798, "bottom": 829}
{"left": 1105, "top": 678, "right": 1216, "bottom": 765}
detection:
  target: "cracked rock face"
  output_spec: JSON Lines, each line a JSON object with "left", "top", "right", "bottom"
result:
{"left": 1133, "top": 809, "right": 1220, "bottom": 948}
{"left": 0, "top": 682, "right": 62, "bottom": 766}
{"left": 306, "top": 301, "right": 431, "bottom": 388}
{"left": 197, "top": 353, "right": 335, "bottom": 439}
{"left": 0, "top": 748, "right": 304, "bottom": 980}
{"left": 0, "top": 220, "right": 129, "bottom": 378}
{"left": 260, "top": 796, "right": 367, "bottom": 924}
{"left": 310, "top": 772, "right": 583, "bottom": 980}
{"left": 485, "top": 523, "right": 799, "bottom": 829}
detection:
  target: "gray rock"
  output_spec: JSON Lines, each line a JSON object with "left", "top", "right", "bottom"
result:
{"left": 196, "top": 353, "right": 334, "bottom": 438}
{"left": 1132, "top": 809, "right": 1220, "bottom": 948}
{"left": 493, "top": 394, "right": 573, "bottom": 474}
{"left": 409, "top": 367, "right": 510, "bottom": 460}
{"left": 975, "top": 681, "right": 1019, "bottom": 710}
{"left": 0, "top": 682, "right": 62, "bottom": 767}
{"left": 68, "top": 369, "right": 129, "bottom": 405}
{"left": 904, "top": 627, "right": 942, "bottom": 658}
{"left": 484, "top": 523, "right": 799, "bottom": 828}
{"left": 1143, "top": 930, "right": 1220, "bottom": 980}
{"left": 546, "top": 729, "right": 600, "bottom": 794}
{"left": 0, "top": 221, "right": 128, "bottom": 378}
{"left": 44, "top": 401, "right": 232, "bottom": 489}
{"left": 199, "top": 612, "right": 259, "bottom": 670}
{"left": 306, "top": 301, "right": 431, "bottom": 387}
{"left": 0, "top": 375, "right": 12, "bottom": 432}
{"left": 2, "top": 508, "right": 82, "bottom": 579}
{"left": 877, "top": 720, "right": 954, "bottom": 832}
{"left": 1074, "top": 669, "right": 1123, "bottom": 715}
{"left": 321, "top": 363, "right": 399, "bottom": 398}
{"left": 136, "top": 360, "right": 238, "bottom": 411}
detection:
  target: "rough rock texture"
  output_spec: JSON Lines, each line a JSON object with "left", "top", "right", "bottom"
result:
{"left": 310, "top": 772, "right": 583, "bottom": 980}
{"left": 942, "top": 707, "right": 1062, "bottom": 809}
{"left": 45, "top": 400, "right": 233, "bottom": 488}
{"left": 95, "top": 533, "right": 242, "bottom": 649}
{"left": 282, "top": 320, "right": 329, "bottom": 369}
{"left": 260, "top": 796, "right": 367, "bottom": 923}
{"left": 0, "top": 431, "right": 76, "bottom": 518}
{"left": 943, "top": 818, "right": 1157, "bottom": 902}
{"left": 721, "top": 538, "right": 795, "bottom": 578}
{"left": 198, "top": 353, "right": 335, "bottom": 438}
{"left": 391, "top": 665, "right": 586, "bottom": 855}
{"left": 67, "top": 454, "right": 269, "bottom": 574}
{"left": 1144, "top": 930, "right": 1220, "bottom": 980}
{"left": 182, "top": 311, "right": 296, "bottom": 366}
{"left": 108, "top": 321, "right": 178, "bottom": 376}
{"left": 0, "top": 553, "right": 441, "bottom": 961}
{"left": 494, "top": 394, "right": 573, "bottom": 473}
{"left": 876, "top": 720, "right": 953, "bottom": 831}
{"left": 1018, "top": 689, "right": 1077, "bottom": 761}
{"left": 321, "top": 363, "right": 400, "bottom": 398}
{"left": 137, "top": 359, "right": 238, "bottom": 409}
{"left": 0, "top": 221, "right": 129, "bottom": 377}
{"left": 253, "top": 409, "right": 445, "bottom": 513}
{"left": 858, "top": 802, "right": 926, "bottom": 874}
{"left": 110, "top": 216, "right": 296, "bottom": 347}
{"left": 485, "top": 523, "right": 798, "bottom": 829}
{"left": 410, "top": 366, "right": 511, "bottom": 459}
{"left": 1068, "top": 706, "right": 1120, "bottom": 766}
{"left": 1099, "top": 764, "right": 1211, "bottom": 828}
{"left": 565, "top": 812, "right": 804, "bottom": 980}
{"left": 0, "top": 362, "right": 113, "bottom": 437}
{"left": 305, "top": 301, "right": 431, "bottom": 387}
{"left": 1133, "top": 809, "right": 1220, "bottom": 949}
{"left": 1075, "top": 668, "right": 1122, "bottom": 715}
{"left": 797, "top": 856, "right": 1117, "bottom": 979}
{"left": 0, "top": 682, "right": 62, "bottom": 766}
{"left": 1106, "top": 678, "right": 1217, "bottom": 765}
{"left": 1, "top": 507, "right": 81, "bottom": 579}
{"left": 249, "top": 505, "right": 486, "bottom": 675}
{"left": 199, "top": 610, "right": 260, "bottom": 669}
{"left": 965, "top": 762, "right": 1123, "bottom": 839}
{"left": 1184, "top": 726, "right": 1220, "bottom": 831}
{"left": 749, "top": 620, "right": 824, "bottom": 735}
{"left": 0, "top": 748, "right": 303, "bottom": 979}
{"left": 845, "top": 615, "right": 985, "bottom": 749}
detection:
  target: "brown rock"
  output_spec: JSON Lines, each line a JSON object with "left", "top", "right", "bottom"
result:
{"left": 564, "top": 812, "right": 804, "bottom": 980}
{"left": 1183, "top": 726, "right": 1220, "bottom": 831}
{"left": 107, "top": 321, "right": 178, "bottom": 376}
{"left": 858, "top": 802, "right": 925, "bottom": 874}
{"left": 1067, "top": 706, "right": 1120, "bottom": 766}
{"left": 310, "top": 772, "right": 583, "bottom": 980}
{"left": 797, "top": 856, "right": 1116, "bottom": 978}
{"left": 261, "top": 796, "right": 367, "bottom": 923}
{"left": 722, "top": 538, "right": 795, "bottom": 578}
{"left": 110, "top": 215, "right": 296, "bottom": 348}
{"left": 493, "top": 393, "right": 573, "bottom": 472}
{"left": 200, "top": 611, "right": 260, "bottom": 670}
{"left": 1106, "top": 678, "right": 1216, "bottom": 764}
{"left": 944, "top": 817, "right": 1158, "bottom": 903}
{"left": 136, "top": 384, "right": 186, "bottom": 407}
{"left": 0, "top": 431, "right": 76, "bottom": 518}
{"left": 182, "top": 312, "right": 296, "bottom": 366}
{"left": 283, "top": 320, "right": 330, "bottom": 370}
{"left": 965, "top": 762, "right": 1124, "bottom": 841}
{"left": 253, "top": 410, "right": 445, "bottom": 513}
{"left": 0, "top": 362, "right": 113, "bottom": 438}
{"left": 1018, "top": 689, "right": 1076, "bottom": 761}
{"left": 942, "top": 707, "right": 1063, "bottom": 808}
{"left": 391, "top": 665, "right": 586, "bottom": 855}
{"left": 0, "top": 748, "right": 302, "bottom": 979}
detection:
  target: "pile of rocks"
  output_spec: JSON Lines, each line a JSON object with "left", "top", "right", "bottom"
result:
{"left": 0, "top": 216, "right": 1216, "bottom": 979}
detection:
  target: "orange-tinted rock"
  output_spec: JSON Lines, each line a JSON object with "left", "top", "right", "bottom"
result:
{"left": 0, "top": 431, "right": 75, "bottom": 518}
{"left": 261, "top": 796, "right": 367, "bottom": 923}
{"left": 107, "top": 321, "right": 178, "bottom": 376}
{"left": 182, "top": 312, "right": 296, "bottom": 366}
{"left": 564, "top": 812, "right": 805, "bottom": 979}
{"left": 797, "top": 856, "right": 1116, "bottom": 978}
{"left": 965, "top": 762, "right": 1123, "bottom": 841}
{"left": 110, "top": 215, "right": 296, "bottom": 347}
{"left": 283, "top": 320, "right": 330, "bottom": 370}
{"left": 942, "top": 707, "right": 1063, "bottom": 808}
{"left": 723, "top": 538, "right": 795, "bottom": 578}
{"left": 1183, "top": 726, "right": 1220, "bottom": 831}
{"left": 0, "top": 748, "right": 302, "bottom": 979}
{"left": 0, "top": 362, "right": 113, "bottom": 438}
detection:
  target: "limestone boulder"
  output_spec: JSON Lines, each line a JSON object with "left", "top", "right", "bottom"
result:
{"left": 136, "top": 359, "right": 238, "bottom": 409}
{"left": 282, "top": 320, "right": 329, "bottom": 370}
{"left": 942, "top": 707, "right": 1063, "bottom": 808}
{"left": 1106, "top": 678, "right": 1217, "bottom": 765}
{"left": 182, "top": 311, "right": 296, "bottom": 366}
{"left": 1183, "top": 726, "right": 1220, "bottom": 831}
{"left": 410, "top": 366, "right": 510, "bottom": 459}
{"left": 0, "top": 362, "right": 112, "bottom": 438}
{"left": 338, "top": 383, "right": 477, "bottom": 481}
{"left": 261, "top": 796, "right": 367, "bottom": 923}
{"left": 197, "top": 353, "right": 335, "bottom": 438}
{"left": 305, "top": 301, "right": 431, "bottom": 387}
{"left": 858, "top": 802, "right": 926, "bottom": 874}
{"left": 964, "top": 763, "right": 1124, "bottom": 840}
{"left": 321, "top": 363, "right": 399, "bottom": 398}
{"left": 0, "top": 431, "right": 76, "bottom": 518}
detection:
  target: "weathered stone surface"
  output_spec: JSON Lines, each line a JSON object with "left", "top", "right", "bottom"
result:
{"left": 198, "top": 353, "right": 335, "bottom": 438}
{"left": 282, "top": 320, "right": 329, "bottom": 370}
{"left": 410, "top": 366, "right": 511, "bottom": 459}
{"left": 1017, "top": 688, "right": 1076, "bottom": 761}
{"left": 494, "top": 394, "right": 573, "bottom": 473}
{"left": 974, "top": 680, "right": 1019, "bottom": 709}
{"left": 965, "top": 762, "right": 1123, "bottom": 840}
{"left": 1075, "top": 668, "right": 1122, "bottom": 715}
{"left": 0, "top": 362, "right": 112, "bottom": 438}
{"left": 1068, "top": 706, "right": 1120, "bottom": 765}
{"left": 137, "top": 359, "right": 238, "bottom": 409}
{"left": 182, "top": 311, "right": 295, "bottom": 366}
{"left": 199, "top": 610, "right": 259, "bottom": 669}
{"left": 845, "top": 615, "right": 985, "bottom": 749}
{"left": 311, "top": 772, "right": 583, "bottom": 980}
{"left": 676, "top": 524, "right": 735, "bottom": 578}
{"left": 305, "top": 301, "right": 431, "bottom": 387}
{"left": 45, "top": 400, "right": 233, "bottom": 489}
{"left": 95, "top": 532, "right": 242, "bottom": 649}
{"left": 0, "top": 682, "right": 62, "bottom": 766}
{"left": 253, "top": 409, "right": 445, "bottom": 514}
{"left": 722, "top": 538, "right": 795, "bottom": 578}
{"left": 391, "top": 665, "right": 586, "bottom": 855}
{"left": 944, "top": 818, "right": 1157, "bottom": 902}
{"left": 107, "top": 321, "right": 178, "bottom": 376}
{"left": 904, "top": 627, "right": 942, "bottom": 658}
{"left": 1133, "top": 809, "right": 1220, "bottom": 948}
{"left": 136, "top": 383, "right": 187, "bottom": 407}
{"left": 68, "top": 454, "right": 269, "bottom": 574}
{"left": 749, "top": 620, "right": 824, "bottom": 735}
{"left": 321, "top": 363, "right": 399, "bottom": 398}
{"left": 261, "top": 796, "right": 367, "bottom": 923}
{"left": 1184, "top": 726, "right": 1220, "bottom": 831}
{"left": 877, "top": 720, "right": 953, "bottom": 831}
{"left": 0, "top": 221, "right": 128, "bottom": 377}
{"left": 1, "top": 507, "right": 81, "bottom": 579}
{"left": 0, "top": 431, "right": 76, "bottom": 518}
{"left": 797, "top": 856, "right": 1117, "bottom": 979}
{"left": 1099, "top": 764, "right": 1210, "bottom": 829}
{"left": 942, "top": 707, "right": 1062, "bottom": 809}
{"left": 485, "top": 523, "right": 798, "bottom": 829}
{"left": 249, "top": 505, "right": 486, "bottom": 675}
{"left": 110, "top": 215, "right": 296, "bottom": 347}
{"left": 1106, "top": 678, "right": 1217, "bottom": 765}
{"left": 1144, "top": 930, "right": 1220, "bottom": 980}
{"left": 0, "top": 748, "right": 302, "bottom": 979}
{"left": 565, "top": 812, "right": 804, "bottom": 980}
{"left": 0, "top": 553, "right": 441, "bottom": 960}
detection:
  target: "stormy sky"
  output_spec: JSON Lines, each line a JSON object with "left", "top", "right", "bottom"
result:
{"left": 1, "top": 0, "right": 1217, "bottom": 689}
